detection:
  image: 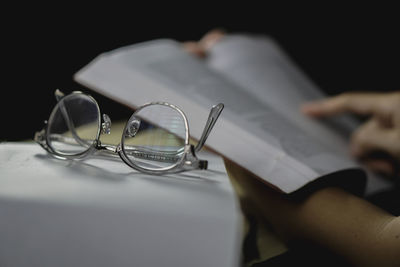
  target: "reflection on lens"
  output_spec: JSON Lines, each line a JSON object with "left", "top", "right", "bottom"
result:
{"left": 47, "top": 94, "right": 100, "bottom": 155}
{"left": 122, "top": 103, "right": 186, "bottom": 170}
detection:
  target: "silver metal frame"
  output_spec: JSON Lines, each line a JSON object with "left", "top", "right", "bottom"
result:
{"left": 34, "top": 90, "right": 224, "bottom": 175}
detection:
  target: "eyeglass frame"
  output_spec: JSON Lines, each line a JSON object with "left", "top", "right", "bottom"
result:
{"left": 34, "top": 89, "right": 224, "bottom": 175}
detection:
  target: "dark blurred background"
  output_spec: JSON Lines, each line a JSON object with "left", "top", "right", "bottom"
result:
{"left": 2, "top": 7, "right": 399, "bottom": 141}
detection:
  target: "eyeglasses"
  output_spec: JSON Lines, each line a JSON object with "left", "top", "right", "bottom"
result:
{"left": 34, "top": 90, "right": 224, "bottom": 175}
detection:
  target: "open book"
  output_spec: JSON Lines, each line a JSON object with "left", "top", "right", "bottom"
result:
{"left": 74, "top": 33, "right": 366, "bottom": 194}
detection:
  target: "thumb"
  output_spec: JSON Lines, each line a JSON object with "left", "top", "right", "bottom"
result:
{"left": 183, "top": 41, "right": 207, "bottom": 58}
{"left": 183, "top": 28, "right": 226, "bottom": 58}
{"left": 198, "top": 28, "right": 226, "bottom": 51}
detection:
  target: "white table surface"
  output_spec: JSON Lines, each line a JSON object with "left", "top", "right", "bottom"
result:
{"left": 0, "top": 142, "right": 242, "bottom": 267}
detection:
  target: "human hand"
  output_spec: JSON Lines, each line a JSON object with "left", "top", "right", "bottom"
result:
{"left": 183, "top": 28, "right": 225, "bottom": 58}
{"left": 302, "top": 92, "right": 400, "bottom": 176}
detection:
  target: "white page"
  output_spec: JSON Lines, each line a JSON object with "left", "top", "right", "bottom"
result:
{"left": 207, "top": 34, "right": 354, "bottom": 151}
{"left": 206, "top": 34, "right": 391, "bottom": 194}
{"left": 0, "top": 142, "right": 241, "bottom": 267}
{"left": 74, "top": 38, "right": 364, "bottom": 193}
{"left": 203, "top": 34, "right": 359, "bottom": 176}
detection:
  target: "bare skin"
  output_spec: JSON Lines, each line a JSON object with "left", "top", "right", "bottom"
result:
{"left": 184, "top": 30, "right": 400, "bottom": 266}
{"left": 302, "top": 92, "right": 400, "bottom": 176}
{"left": 226, "top": 159, "right": 400, "bottom": 267}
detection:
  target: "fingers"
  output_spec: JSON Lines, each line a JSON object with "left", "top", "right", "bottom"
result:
{"left": 198, "top": 28, "right": 225, "bottom": 50}
{"left": 351, "top": 118, "right": 400, "bottom": 177}
{"left": 182, "top": 41, "right": 207, "bottom": 58}
{"left": 183, "top": 28, "right": 226, "bottom": 58}
{"left": 350, "top": 118, "right": 400, "bottom": 161}
{"left": 301, "top": 92, "right": 391, "bottom": 118}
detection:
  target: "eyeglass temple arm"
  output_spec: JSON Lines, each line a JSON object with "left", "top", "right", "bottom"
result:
{"left": 194, "top": 103, "right": 224, "bottom": 153}
{"left": 54, "top": 89, "right": 92, "bottom": 147}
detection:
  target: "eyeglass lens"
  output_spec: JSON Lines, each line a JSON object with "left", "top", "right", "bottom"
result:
{"left": 122, "top": 104, "right": 187, "bottom": 170}
{"left": 47, "top": 94, "right": 100, "bottom": 155}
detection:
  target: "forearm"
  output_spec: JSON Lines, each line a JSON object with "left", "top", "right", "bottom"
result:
{"left": 226, "top": 160, "right": 400, "bottom": 266}
{"left": 289, "top": 187, "right": 399, "bottom": 266}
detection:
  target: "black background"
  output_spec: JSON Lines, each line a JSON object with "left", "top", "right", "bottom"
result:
{"left": 2, "top": 7, "right": 399, "bottom": 141}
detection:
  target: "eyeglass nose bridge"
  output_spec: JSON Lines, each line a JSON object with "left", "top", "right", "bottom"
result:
{"left": 125, "top": 116, "right": 141, "bottom": 138}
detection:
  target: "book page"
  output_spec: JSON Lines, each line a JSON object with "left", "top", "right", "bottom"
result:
{"left": 206, "top": 34, "right": 390, "bottom": 194}
{"left": 74, "top": 38, "right": 364, "bottom": 193}
{"left": 206, "top": 34, "right": 360, "bottom": 175}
